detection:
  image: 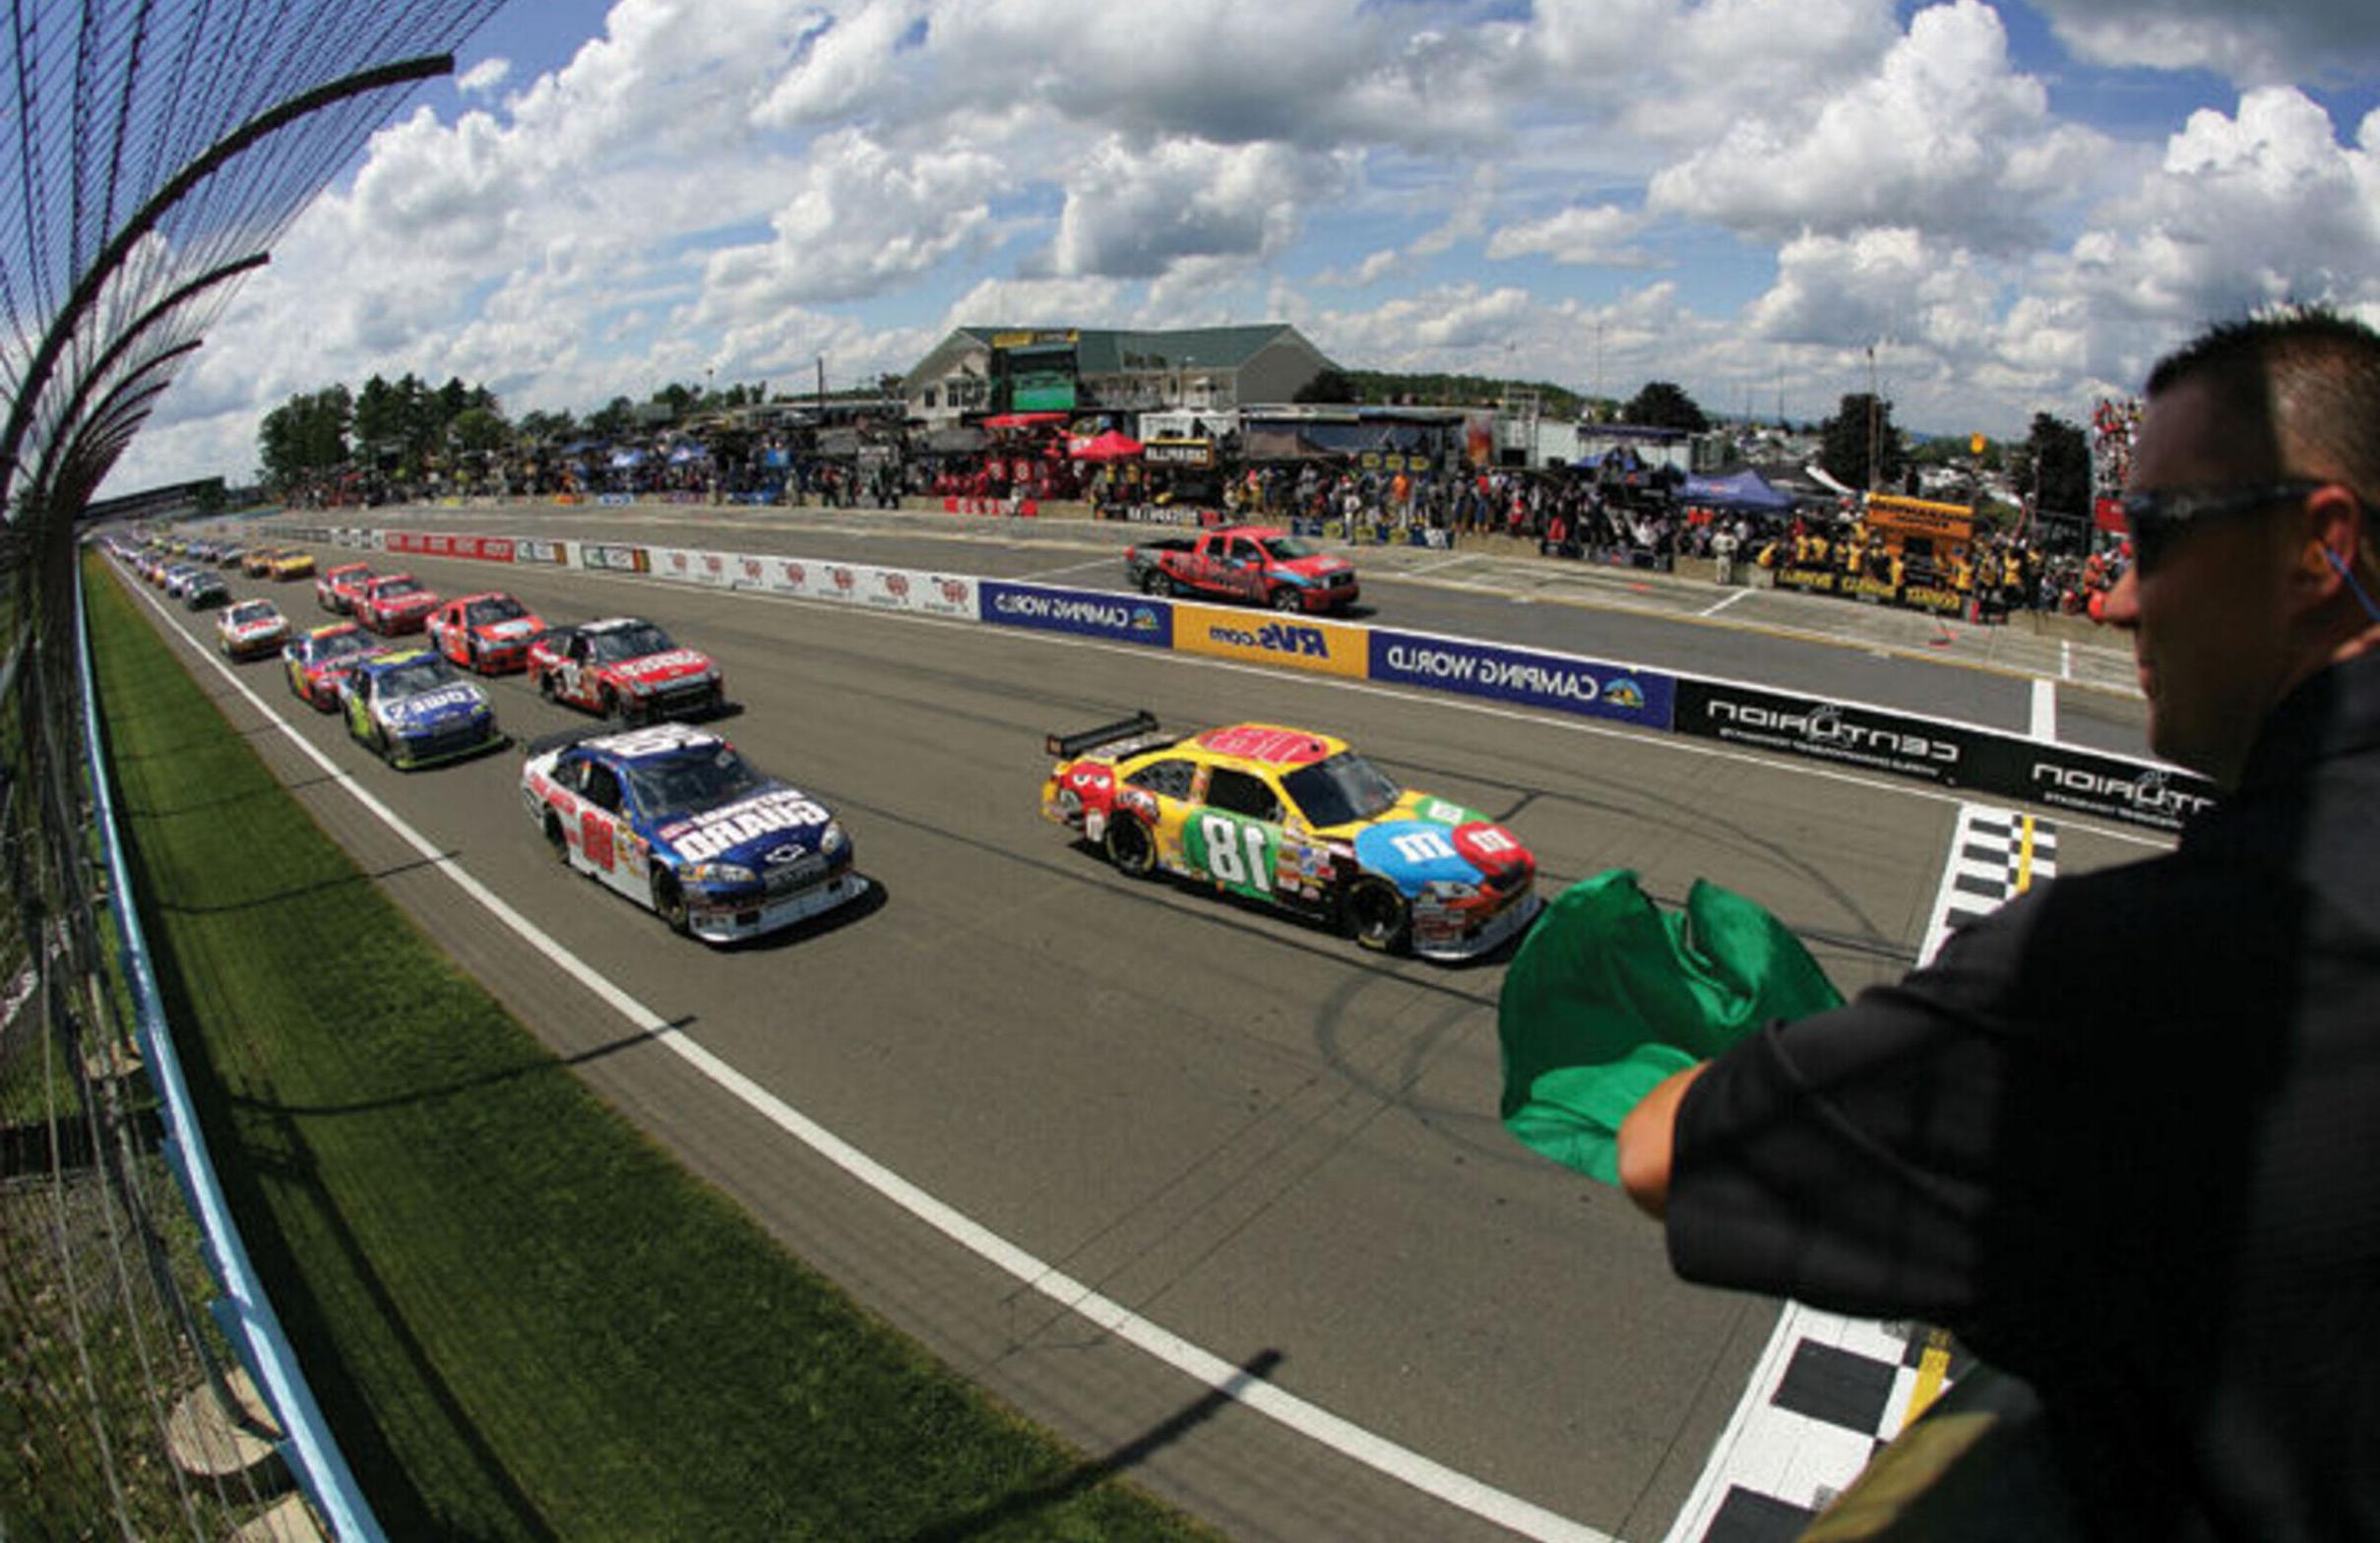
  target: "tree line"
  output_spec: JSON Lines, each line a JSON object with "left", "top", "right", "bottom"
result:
{"left": 256, "top": 365, "right": 2092, "bottom": 521}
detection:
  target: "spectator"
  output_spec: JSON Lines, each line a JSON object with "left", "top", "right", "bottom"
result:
{"left": 1614, "top": 308, "right": 2380, "bottom": 1539}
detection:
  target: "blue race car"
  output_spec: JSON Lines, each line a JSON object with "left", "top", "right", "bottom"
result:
{"left": 521, "top": 721, "right": 866, "bottom": 943}
{"left": 340, "top": 648, "right": 504, "bottom": 769}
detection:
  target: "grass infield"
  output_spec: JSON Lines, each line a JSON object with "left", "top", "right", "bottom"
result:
{"left": 85, "top": 557, "right": 1223, "bottom": 1541}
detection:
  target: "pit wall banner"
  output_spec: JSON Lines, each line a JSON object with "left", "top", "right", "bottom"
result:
{"left": 1673, "top": 677, "right": 2215, "bottom": 832}
{"left": 383, "top": 530, "right": 519, "bottom": 563}
{"left": 736, "top": 553, "right": 981, "bottom": 619}
{"left": 579, "top": 542, "right": 651, "bottom": 575}
{"left": 1171, "top": 602, "right": 1370, "bottom": 679}
{"left": 1368, "top": 630, "right": 1674, "bottom": 730}
{"left": 980, "top": 582, "right": 1173, "bottom": 646}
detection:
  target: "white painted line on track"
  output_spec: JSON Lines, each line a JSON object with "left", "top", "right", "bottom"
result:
{"left": 117, "top": 574, "right": 1613, "bottom": 1543}
{"left": 1696, "top": 589, "right": 1752, "bottom": 618}
{"left": 1401, "top": 554, "right": 1476, "bottom": 578}
{"left": 2030, "top": 677, "right": 2057, "bottom": 741}
{"left": 2060, "top": 639, "right": 2073, "bottom": 681}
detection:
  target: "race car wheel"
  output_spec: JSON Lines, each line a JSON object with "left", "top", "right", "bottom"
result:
{"left": 1104, "top": 814, "right": 1156, "bottom": 879}
{"left": 537, "top": 669, "right": 557, "bottom": 703}
{"left": 1270, "top": 585, "right": 1303, "bottom": 612}
{"left": 601, "top": 688, "right": 632, "bottom": 726}
{"left": 653, "top": 872, "right": 692, "bottom": 936}
{"left": 1344, "top": 879, "right": 1410, "bottom": 954}
{"left": 1139, "top": 569, "right": 1165, "bottom": 596}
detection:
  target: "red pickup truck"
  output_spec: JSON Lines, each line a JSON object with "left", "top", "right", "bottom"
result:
{"left": 1123, "top": 525, "right": 1359, "bottom": 613}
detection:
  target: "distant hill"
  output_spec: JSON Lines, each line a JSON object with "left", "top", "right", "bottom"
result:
{"left": 1339, "top": 370, "right": 1596, "bottom": 419}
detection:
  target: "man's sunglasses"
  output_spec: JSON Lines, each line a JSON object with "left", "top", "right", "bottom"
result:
{"left": 2118, "top": 479, "right": 2326, "bottom": 575}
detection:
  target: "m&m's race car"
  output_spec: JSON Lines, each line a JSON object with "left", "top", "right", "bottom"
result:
{"left": 426, "top": 590, "right": 546, "bottom": 674}
{"left": 521, "top": 722, "right": 864, "bottom": 943}
{"left": 527, "top": 617, "right": 724, "bottom": 725}
{"left": 340, "top": 648, "right": 503, "bottom": 769}
{"left": 282, "top": 622, "right": 384, "bottom": 710}
{"left": 1041, "top": 712, "right": 1540, "bottom": 959}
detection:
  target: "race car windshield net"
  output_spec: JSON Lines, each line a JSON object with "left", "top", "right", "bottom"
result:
{"left": 590, "top": 624, "right": 675, "bottom": 662}
{"left": 627, "top": 750, "right": 764, "bottom": 818}
{"left": 466, "top": 597, "right": 528, "bottom": 625}
{"left": 1281, "top": 752, "right": 1402, "bottom": 827}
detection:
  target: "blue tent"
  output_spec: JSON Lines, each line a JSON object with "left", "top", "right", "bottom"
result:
{"left": 1678, "top": 469, "right": 1793, "bottom": 513}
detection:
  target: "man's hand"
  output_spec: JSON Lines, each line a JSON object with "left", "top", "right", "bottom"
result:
{"left": 1617, "top": 1063, "right": 1710, "bottom": 1219}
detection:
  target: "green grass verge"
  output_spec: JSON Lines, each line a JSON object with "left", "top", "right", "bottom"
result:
{"left": 84, "top": 557, "right": 1225, "bottom": 1541}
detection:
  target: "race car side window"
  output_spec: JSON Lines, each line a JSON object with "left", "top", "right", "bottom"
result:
{"left": 582, "top": 763, "right": 624, "bottom": 815}
{"left": 1126, "top": 758, "right": 1196, "bottom": 801}
{"left": 1205, "top": 768, "right": 1282, "bottom": 823}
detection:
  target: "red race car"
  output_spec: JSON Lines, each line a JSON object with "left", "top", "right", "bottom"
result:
{"left": 528, "top": 617, "right": 724, "bottom": 725}
{"left": 352, "top": 573, "right": 441, "bottom": 635}
{"left": 281, "top": 622, "right": 386, "bottom": 710}
{"left": 427, "top": 590, "right": 547, "bottom": 674}
{"left": 317, "top": 561, "right": 374, "bottom": 613}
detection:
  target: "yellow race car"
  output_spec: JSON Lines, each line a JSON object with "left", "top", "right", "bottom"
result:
{"left": 1041, "top": 712, "right": 1540, "bottom": 959}
{"left": 269, "top": 548, "right": 317, "bottom": 581}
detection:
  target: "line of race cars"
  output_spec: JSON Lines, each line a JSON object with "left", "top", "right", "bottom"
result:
{"left": 111, "top": 531, "right": 1541, "bottom": 960}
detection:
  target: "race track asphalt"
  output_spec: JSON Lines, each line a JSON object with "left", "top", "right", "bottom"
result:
{"left": 111, "top": 507, "right": 2166, "bottom": 1543}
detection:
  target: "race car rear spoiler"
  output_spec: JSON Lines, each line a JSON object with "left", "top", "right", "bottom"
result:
{"left": 1046, "top": 710, "right": 1163, "bottom": 761}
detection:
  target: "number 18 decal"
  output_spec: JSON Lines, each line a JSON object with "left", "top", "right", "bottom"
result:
{"left": 1194, "top": 811, "right": 1273, "bottom": 895}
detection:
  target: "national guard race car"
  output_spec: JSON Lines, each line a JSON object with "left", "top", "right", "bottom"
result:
{"left": 426, "top": 590, "right": 545, "bottom": 673}
{"left": 216, "top": 598, "right": 288, "bottom": 659}
{"left": 340, "top": 648, "right": 503, "bottom": 769}
{"left": 522, "top": 722, "right": 864, "bottom": 943}
{"left": 527, "top": 617, "right": 724, "bottom": 724}
{"left": 318, "top": 562, "right": 374, "bottom": 613}
{"left": 352, "top": 573, "right": 440, "bottom": 634}
{"left": 282, "top": 622, "right": 384, "bottom": 710}
{"left": 1041, "top": 712, "right": 1541, "bottom": 959}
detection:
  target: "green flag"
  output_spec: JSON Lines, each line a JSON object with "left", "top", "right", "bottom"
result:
{"left": 1498, "top": 868, "right": 1843, "bottom": 1185}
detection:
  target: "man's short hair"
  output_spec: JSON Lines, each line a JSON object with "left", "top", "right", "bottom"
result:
{"left": 2146, "top": 307, "right": 2380, "bottom": 506}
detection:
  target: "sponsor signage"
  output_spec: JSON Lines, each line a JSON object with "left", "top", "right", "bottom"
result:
{"left": 1142, "top": 438, "right": 1215, "bottom": 468}
{"left": 1172, "top": 603, "right": 1368, "bottom": 679}
{"left": 1368, "top": 631, "right": 1673, "bottom": 729}
{"left": 1673, "top": 678, "right": 1984, "bottom": 785}
{"left": 980, "top": 582, "right": 1172, "bottom": 646}
{"left": 581, "top": 543, "right": 651, "bottom": 574}
{"left": 384, "top": 531, "right": 517, "bottom": 563}
{"left": 1965, "top": 738, "right": 2217, "bottom": 833}
{"left": 516, "top": 538, "right": 566, "bottom": 566}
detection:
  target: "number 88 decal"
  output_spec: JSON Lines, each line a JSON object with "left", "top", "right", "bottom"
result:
{"left": 1195, "top": 812, "right": 1273, "bottom": 894}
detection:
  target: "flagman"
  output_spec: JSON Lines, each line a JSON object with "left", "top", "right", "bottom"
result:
{"left": 1608, "top": 309, "right": 2380, "bottom": 1539}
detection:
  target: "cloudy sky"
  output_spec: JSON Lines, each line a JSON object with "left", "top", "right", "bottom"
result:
{"left": 107, "top": 0, "right": 2380, "bottom": 491}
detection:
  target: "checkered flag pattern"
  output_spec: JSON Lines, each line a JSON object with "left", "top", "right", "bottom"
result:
{"left": 1665, "top": 805, "right": 2055, "bottom": 1543}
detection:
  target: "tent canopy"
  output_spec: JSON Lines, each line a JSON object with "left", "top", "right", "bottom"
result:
{"left": 983, "top": 411, "right": 1069, "bottom": 429}
{"left": 1678, "top": 468, "right": 1793, "bottom": 513}
{"left": 1069, "top": 429, "right": 1144, "bottom": 462}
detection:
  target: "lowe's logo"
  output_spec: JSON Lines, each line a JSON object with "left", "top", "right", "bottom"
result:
{"left": 1209, "top": 622, "right": 1328, "bottom": 656}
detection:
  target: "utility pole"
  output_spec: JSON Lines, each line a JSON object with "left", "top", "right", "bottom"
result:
{"left": 815, "top": 354, "right": 826, "bottom": 405}
{"left": 1865, "top": 344, "right": 1881, "bottom": 492}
